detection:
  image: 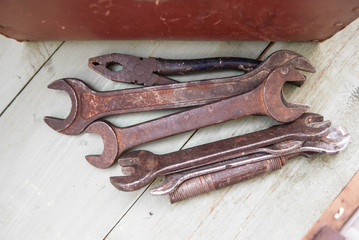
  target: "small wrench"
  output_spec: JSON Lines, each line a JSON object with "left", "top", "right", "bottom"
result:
{"left": 166, "top": 126, "right": 351, "bottom": 203}
{"left": 110, "top": 113, "right": 330, "bottom": 191}
{"left": 85, "top": 66, "right": 309, "bottom": 169}
{"left": 44, "top": 50, "right": 315, "bottom": 135}
{"left": 150, "top": 126, "right": 351, "bottom": 196}
{"left": 89, "top": 54, "right": 262, "bottom": 86}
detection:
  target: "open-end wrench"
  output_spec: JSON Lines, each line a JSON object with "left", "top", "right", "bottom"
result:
{"left": 150, "top": 126, "right": 351, "bottom": 196}
{"left": 88, "top": 53, "right": 262, "bottom": 86}
{"left": 85, "top": 66, "right": 309, "bottom": 169}
{"left": 165, "top": 126, "right": 351, "bottom": 203}
{"left": 110, "top": 113, "right": 330, "bottom": 191}
{"left": 150, "top": 141, "right": 303, "bottom": 196}
{"left": 44, "top": 50, "right": 315, "bottom": 135}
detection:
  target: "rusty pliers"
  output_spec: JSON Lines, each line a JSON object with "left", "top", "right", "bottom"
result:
{"left": 88, "top": 53, "right": 262, "bottom": 86}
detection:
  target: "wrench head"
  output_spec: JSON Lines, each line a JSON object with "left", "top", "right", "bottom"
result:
{"left": 44, "top": 79, "right": 79, "bottom": 134}
{"left": 263, "top": 66, "right": 309, "bottom": 123}
{"left": 264, "top": 50, "right": 316, "bottom": 73}
{"left": 302, "top": 126, "right": 351, "bottom": 155}
{"left": 44, "top": 78, "right": 96, "bottom": 135}
{"left": 276, "top": 112, "right": 332, "bottom": 141}
{"left": 88, "top": 53, "right": 161, "bottom": 86}
{"left": 261, "top": 50, "right": 315, "bottom": 87}
{"left": 110, "top": 150, "right": 159, "bottom": 191}
{"left": 84, "top": 121, "right": 118, "bottom": 169}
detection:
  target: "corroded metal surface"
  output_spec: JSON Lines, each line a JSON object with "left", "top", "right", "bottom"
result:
{"left": 168, "top": 157, "right": 284, "bottom": 203}
{"left": 110, "top": 113, "right": 331, "bottom": 191}
{"left": 85, "top": 66, "right": 308, "bottom": 169}
{"left": 44, "top": 50, "right": 315, "bottom": 135}
{"left": 167, "top": 126, "right": 351, "bottom": 203}
{"left": 88, "top": 54, "right": 261, "bottom": 86}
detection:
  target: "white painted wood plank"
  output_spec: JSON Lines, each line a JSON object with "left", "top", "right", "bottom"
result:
{"left": 106, "top": 19, "right": 359, "bottom": 240}
{"left": 0, "top": 37, "right": 61, "bottom": 112}
{"left": 0, "top": 40, "right": 267, "bottom": 239}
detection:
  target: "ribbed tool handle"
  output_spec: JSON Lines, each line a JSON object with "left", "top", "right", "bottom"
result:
{"left": 169, "top": 157, "right": 284, "bottom": 203}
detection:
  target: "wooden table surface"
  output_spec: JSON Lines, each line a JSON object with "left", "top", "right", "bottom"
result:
{"left": 0, "top": 18, "right": 358, "bottom": 240}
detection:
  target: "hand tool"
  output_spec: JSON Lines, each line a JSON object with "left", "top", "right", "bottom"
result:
{"left": 44, "top": 50, "right": 315, "bottom": 135}
{"left": 149, "top": 141, "right": 303, "bottom": 196}
{"left": 150, "top": 125, "right": 351, "bottom": 196}
{"left": 88, "top": 53, "right": 262, "bottom": 86}
{"left": 166, "top": 126, "right": 351, "bottom": 203}
{"left": 110, "top": 113, "right": 330, "bottom": 191}
{"left": 88, "top": 50, "right": 314, "bottom": 86}
{"left": 84, "top": 66, "right": 309, "bottom": 169}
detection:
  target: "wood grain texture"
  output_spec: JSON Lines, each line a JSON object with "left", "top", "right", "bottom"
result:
{"left": 0, "top": 40, "right": 267, "bottom": 239}
{"left": 0, "top": 37, "right": 61, "bottom": 112}
{"left": 106, "top": 19, "right": 359, "bottom": 240}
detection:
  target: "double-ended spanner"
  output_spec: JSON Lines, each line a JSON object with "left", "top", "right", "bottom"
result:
{"left": 151, "top": 125, "right": 351, "bottom": 202}
{"left": 110, "top": 113, "right": 331, "bottom": 191}
{"left": 84, "top": 65, "right": 309, "bottom": 169}
{"left": 44, "top": 50, "right": 315, "bottom": 135}
{"left": 88, "top": 53, "right": 262, "bottom": 86}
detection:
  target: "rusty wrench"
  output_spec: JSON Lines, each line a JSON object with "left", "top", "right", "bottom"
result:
{"left": 84, "top": 66, "right": 309, "bottom": 169}
{"left": 110, "top": 113, "right": 330, "bottom": 191}
{"left": 44, "top": 50, "right": 315, "bottom": 135}
{"left": 150, "top": 126, "right": 351, "bottom": 196}
{"left": 165, "top": 126, "right": 351, "bottom": 203}
{"left": 88, "top": 53, "right": 262, "bottom": 86}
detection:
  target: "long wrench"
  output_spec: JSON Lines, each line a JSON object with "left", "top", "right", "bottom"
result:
{"left": 166, "top": 126, "right": 351, "bottom": 203}
{"left": 110, "top": 113, "right": 330, "bottom": 191}
{"left": 85, "top": 66, "right": 309, "bottom": 169}
{"left": 151, "top": 126, "right": 351, "bottom": 196}
{"left": 45, "top": 50, "right": 315, "bottom": 135}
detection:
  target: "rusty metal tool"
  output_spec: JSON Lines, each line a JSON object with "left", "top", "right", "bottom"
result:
{"left": 165, "top": 126, "right": 351, "bottom": 203}
{"left": 84, "top": 66, "right": 309, "bottom": 169}
{"left": 44, "top": 50, "right": 315, "bottom": 135}
{"left": 88, "top": 53, "right": 262, "bottom": 86}
{"left": 110, "top": 113, "right": 330, "bottom": 191}
{"left": 150, "top": 141, "right": 303, "bottom": 196}
{"left": 151, "top": 125, "right": 351, "bottom": 197}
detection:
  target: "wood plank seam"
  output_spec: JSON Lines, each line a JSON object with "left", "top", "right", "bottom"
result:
{"left": 257, "top": 42, "right": 275, "bottom": 60}
{"left": 0, "top": 41, "right": 65, "bottom": 117}
{"left": 102, "top": 184, "right": 150, "bottom": 240}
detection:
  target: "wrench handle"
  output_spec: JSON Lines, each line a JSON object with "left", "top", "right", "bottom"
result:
{"left": 156, "top": 57, "right": 261, "bottom": 75}
{"left": 116, "top": 87, "right": 262, "bottom": 151}
{"left": 80, "top": 77, "right": 261, "bottom": 120}
{"left": 168, "top": 157, "right": 285, "bottom": 203}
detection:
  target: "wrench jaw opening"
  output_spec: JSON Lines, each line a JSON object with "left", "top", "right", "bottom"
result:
{"left": 84, "top": 121, "right": 119, "bottom": 169}
{"left": 44, "top": 79, "right": 79, "bottom": 134}
{"left": 260, "top": 50, "right": 315, "bottom": 87}
{"left": 45, "top": 79, "right": 98, "bottom": 135}
{"left": 284, "top": 56, "right": 316, "bottom": 73}
{"left": 110, "top": 174, "right": 151, "bottom": 192}
{"left": 263, "top": 50, "right": 316, "bottom": 73}
{"left": 302, "top": 126, "right": 351, "bottom": 155}
{"left": 111, "top": 150, "right": 160, "bottom": 191}
{"left": 263, "top": 67, "right": 309, "bottom": 123}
